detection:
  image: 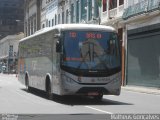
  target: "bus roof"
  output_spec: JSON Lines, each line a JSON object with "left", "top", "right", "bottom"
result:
{"left": 20, "top": 24, "right": 116, "bottom": 42}
{"left": 56, "top": 24, "right": 116, "bottom": 31}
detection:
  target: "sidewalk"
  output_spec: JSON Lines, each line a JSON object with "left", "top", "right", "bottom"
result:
{"left": 122, "top": 86, "right": 160, "bottom": 95}
{"left": 0, "top": 73, "right": 17, "bottom": 77}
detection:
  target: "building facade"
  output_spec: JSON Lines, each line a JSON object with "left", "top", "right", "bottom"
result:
{"left": 24, "top": 0, "right": 41, "bottom": 37}
{"left": 0, "top": 33, "right": 24, "bottom": 73}
{"left": 46, "top": 0, "right": 58, "bottom": 27}
{"left": 0, "top": 0, "right": 24, "bottom": 39}
{"left": 44, "top": 0, "right": 101, "bottom": 25}
{"left": 123, "top": 0, "right": 160, "bottom": 88}
{"left": 24, "top": 0, "right": 160, "bottom": 88}
{"left": 24, "top": 0, "right": 102, "bottom": 34}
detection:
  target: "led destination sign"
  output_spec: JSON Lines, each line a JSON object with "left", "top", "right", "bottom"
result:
{"left": 69, "top": 32, "right": 102, "bottom": 39}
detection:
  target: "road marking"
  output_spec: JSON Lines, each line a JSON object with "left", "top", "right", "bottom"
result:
{"left": 85, "top": 106, "right": 113, "bottom": 114}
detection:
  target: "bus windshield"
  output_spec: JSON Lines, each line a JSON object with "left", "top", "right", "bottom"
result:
{"left": 62, "top": 31, "right": 121, "bottom": 71}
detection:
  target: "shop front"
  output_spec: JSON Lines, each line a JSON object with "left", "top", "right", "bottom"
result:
{"left": 127, "top": 23, "right": 160, "bottom": 88}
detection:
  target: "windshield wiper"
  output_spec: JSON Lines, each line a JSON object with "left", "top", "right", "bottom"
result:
{"left": 78, "top": 42, "right": 95, "bottom": 69}
{"left": 78, "top": 42, "right": 109, "bottom": 70}
{"left": 78, "top": 49, "right": 90, "bottom": 69}
{"left": 93, "top": 51, "right": 109, "bottom": 70}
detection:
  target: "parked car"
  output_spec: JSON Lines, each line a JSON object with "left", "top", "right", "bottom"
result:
{"left": 1, "top": 66, "right": 7, "bottom": 73}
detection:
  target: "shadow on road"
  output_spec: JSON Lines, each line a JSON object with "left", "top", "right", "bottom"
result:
{"left": 21, "top": 88, "right": 133, "bottom": 106}
{"left": 53, "top": 96, "right": 133, "bottom": 106}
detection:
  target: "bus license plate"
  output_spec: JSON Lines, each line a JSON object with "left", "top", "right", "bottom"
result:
{"left": 88, "top": 92, "right": 99, "bottom": 96}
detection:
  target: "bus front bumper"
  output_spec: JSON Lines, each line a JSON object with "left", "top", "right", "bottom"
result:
{"left": 61, "top": 77, "right": 121, "bottom": 96}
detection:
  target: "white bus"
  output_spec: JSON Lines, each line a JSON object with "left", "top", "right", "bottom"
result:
{"left": 18, "top": 24, "right": 121, "bottom": 100}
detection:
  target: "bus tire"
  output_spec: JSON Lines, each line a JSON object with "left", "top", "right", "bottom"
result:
{"left": 46, "top": 79, "right": 53, "bottom": 100}
{"left": 93, "top": 94, "right": 103, "bottom": 101}
{"left": 25, "top": 74, "right": 31, "bottom": 92}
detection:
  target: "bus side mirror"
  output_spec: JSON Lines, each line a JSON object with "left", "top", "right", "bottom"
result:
{"left": 56, "top": 40, "right": 61, "bottom": 53}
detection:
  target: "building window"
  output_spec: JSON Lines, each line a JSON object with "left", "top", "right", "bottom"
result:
{"left": 0, "top": 20, "right": 2, "bottom": 25}
{"left": 55, "top": 14, "right": 57, "bottom": 25}
{"left": 28, "top": 20, "right": 30, "bottom": 36}
{"left": 31, "top": 19, "right": 33, "bottom": 35}
{"left": 109, "top": 0, "right": 117, "bottom": 10}
{"left": 103, "top": 0, "right": 107, "bottom": 12}
{"left": 88, "top": 0, "right": 92, "bottom": 20}
{"left": 49, "top": 20, "right": 50, "bottom": 27}
{"left": 9, "top": 45, "right": 13, "bottom": 57}
{"left": 81, "top": 0, "right": 87, "bottom": 21}
{"left": 4, "top": 3, "right": 9, "bottom": 6}
{"left": 42, "top": 24, "right": 45, "bottom": 28}
{"left": 46, "top": 19, "right": 48, "bottom": 27}
{"left": 62, "top": 12, "right": 64, "bottom": 24}
{"left": 119, "top": 0, "right": 124, "bottom": 5}
{"left": 76, "top": 0, "right": 79, "bottom": 23}
{"left": 66, "top": 9, "right": 69, "bottom": 23}
{"left": 52, "top": 19, "right": 54, "bottom": 26}
{"left": 94, "top": 0, "right": 99, "bottom": 18}
{"left": 118, "top": 28, "right": 123, "bottom": 50}
{"left": 58, "top": 14, "right": 60, "bottom": 24}
{"left": 46, "top": 0, "right": 50, "bottom": 4}
{"left": 25, "top": 26, "right": 27, "bottom": 36}
{"left": 34, "top": 19, "right": 36, "bottom": 33}
{"left": 71, "top": 3, "right": 75, "bottom": 23}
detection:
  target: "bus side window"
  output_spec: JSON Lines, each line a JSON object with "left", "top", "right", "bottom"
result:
{"left": 107, "top": 33, "right": 117, "bottom": 55}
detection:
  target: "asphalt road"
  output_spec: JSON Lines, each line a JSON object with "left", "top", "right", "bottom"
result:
{"left": 0, "top": 73, "right": 160, "bottom": 119}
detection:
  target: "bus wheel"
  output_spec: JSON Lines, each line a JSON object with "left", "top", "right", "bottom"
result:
{"left": 93, "top": 94, "right": 103, "bottom": 101}
{"left": 46, "top": 81, "right": 53, "bottom": 100}
{"left": 25, "top": 75, "right": 31, "bottom": 92}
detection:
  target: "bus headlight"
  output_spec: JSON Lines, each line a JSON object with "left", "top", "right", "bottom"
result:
{"left": 78, "top": 76, "right": 81, "bottom": 82}
{"left": 66, "top": 76, "right": 75, "bottom": 84}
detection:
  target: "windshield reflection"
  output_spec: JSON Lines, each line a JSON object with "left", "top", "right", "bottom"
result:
{"left": 62, "top": 31, "right": 120, "bottom": 71}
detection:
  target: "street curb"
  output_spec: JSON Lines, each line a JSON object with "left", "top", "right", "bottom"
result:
{"left": 121, "top": 86, "right": 160, "bottom": 95}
